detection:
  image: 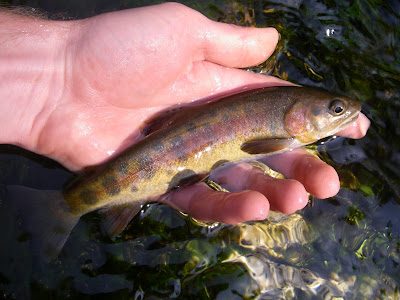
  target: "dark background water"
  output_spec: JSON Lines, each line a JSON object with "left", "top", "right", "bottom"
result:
{"left": 1, "top": 0, "right": 400, "bottom": 299}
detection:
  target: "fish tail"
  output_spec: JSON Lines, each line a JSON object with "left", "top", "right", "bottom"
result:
{"left": 6, "top": 185, "right": 79, "bottom": 261}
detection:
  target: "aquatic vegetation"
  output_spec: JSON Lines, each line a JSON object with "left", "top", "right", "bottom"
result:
{"left": 1, "top": 0, "right": 400, "bottom": 299}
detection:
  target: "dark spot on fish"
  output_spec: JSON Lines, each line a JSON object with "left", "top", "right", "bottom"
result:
{"left": 136, "top": 156, "right": 156, "bottom": 179}
{"left": 222, "top": 114, "right": 230, "bottom": 122}
{"left": 228, "top": 104, "right": 238, "bottom": 112}
{"left": 131, "top": 184, "right": 138, "bottom": 192}
{"left": 116, "top": 160, "right": 130, "bottom": 175}
{"left": 244, "top": 106, "right": 254, "bottom": 115}
{"left": 80, "top": 189, "right": 99, "bottom": 205}
{"left": 171, "top": 136, "right": 184, "bottom": 148}
{"left": 207, "top": 109, "right": 218, "bottom": 118}
{"left": 168, "top": 169, "right": 206, "bottom": 190}
{"left": 185, "top": 122, "right": 197, "bottom": 132}
{"left": 203, "top": 123, "right": 213, "bottom": 135}
{"left": 140, "top": 167, "right": 156, "bottom": 179}
{"left": 102, "top": 175, "right": 120, "bottom": 196}
{"left": 152, "top": 141, "right": 164, "bottom": 152}
{"left": 137, "top": 156, "right": 153, "bottom": 170}
{"left": 312, "top": 107, "right": 322, "bottom": 116}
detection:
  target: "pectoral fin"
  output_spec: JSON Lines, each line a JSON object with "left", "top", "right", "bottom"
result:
{"left": 241, "top": 138, "right": 295, "bottom": 155}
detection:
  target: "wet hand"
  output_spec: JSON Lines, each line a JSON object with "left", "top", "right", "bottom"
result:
{"left": 36, "top": 2, "right": 284, "bottom": 170}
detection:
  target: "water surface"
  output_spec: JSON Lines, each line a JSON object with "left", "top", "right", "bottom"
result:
{"left": 1, "top": 0, "right": 399, "bottom": 299}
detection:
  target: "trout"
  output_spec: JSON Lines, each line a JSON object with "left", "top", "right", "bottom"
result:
{"left": 8, "top": 86, "right": 361, "bottom": 259}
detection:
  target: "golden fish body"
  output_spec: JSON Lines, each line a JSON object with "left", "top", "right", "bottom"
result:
{"left": 64, "top": 86, "right": 361, "bottom": 217}
{"left": 7, "top": 86, "right": 361, "bottom": 260}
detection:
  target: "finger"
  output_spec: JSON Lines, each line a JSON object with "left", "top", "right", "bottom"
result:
{"left": 335, "top": 113, "right": 370, "bottom": 139}
{"left": 159, "top": 183, "right": 269, "bottom": 224}
{"left": 209, "top": 163, "right": 309, "bottom": 214}
{"left": 260, "top": 148, "right": 340, "bottom": 199}
{"left": 195, "top": 20, "right": 279, "bottom": 68}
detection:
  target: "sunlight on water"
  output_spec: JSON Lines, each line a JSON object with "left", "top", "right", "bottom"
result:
{"left": 1, "top": 0, "right": 400, "bottom": 299}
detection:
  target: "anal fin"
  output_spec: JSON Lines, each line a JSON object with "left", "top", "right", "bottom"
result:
{"left": 100, "top": 203, "right": 143, "bottom": 236}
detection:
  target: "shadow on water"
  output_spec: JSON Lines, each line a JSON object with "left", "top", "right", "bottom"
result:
{"left": 1, "top": 0, "right": 400, "bottom": 299}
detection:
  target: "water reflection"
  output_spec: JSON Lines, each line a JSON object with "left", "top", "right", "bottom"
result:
{"left": 1, "top": 0, "right": 400, "bottom": 299}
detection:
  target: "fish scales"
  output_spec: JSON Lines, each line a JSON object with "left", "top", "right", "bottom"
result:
{"left": 63, "top": 86, "right": 360, "bottom": 217}
{"left": 63, "top": 89, "right": 288, "bottom": 213}
{"left": 8, "top": 86, "right": 362, "bottom": 260}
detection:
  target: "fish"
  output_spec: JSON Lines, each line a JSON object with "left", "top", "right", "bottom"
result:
{"left": 7, "top": 86, "right": 361, "bottom": 260}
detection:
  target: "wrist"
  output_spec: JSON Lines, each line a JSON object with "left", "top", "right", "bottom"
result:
{"left": 0, "top": 11, "right": 74, "bottom": 153}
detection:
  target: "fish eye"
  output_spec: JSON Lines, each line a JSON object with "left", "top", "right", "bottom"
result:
{"left": 329, "top": 99, "right": 346, "bottom": 115}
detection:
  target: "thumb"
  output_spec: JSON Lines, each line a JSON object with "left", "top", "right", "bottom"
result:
{"left": 195, "top": 20, "right": 279, "bottom": 68}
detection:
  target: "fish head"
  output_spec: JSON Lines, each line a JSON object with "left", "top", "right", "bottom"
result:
{"left": 285, "top": 89, "right": 361, "bottom": 144}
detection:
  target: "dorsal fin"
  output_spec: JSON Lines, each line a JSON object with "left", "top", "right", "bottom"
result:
{"left": 139, "top": 97, "right": 219, "bottom": 137}
{"left": 140, "top": 106, "right": 187, "bottom": 136}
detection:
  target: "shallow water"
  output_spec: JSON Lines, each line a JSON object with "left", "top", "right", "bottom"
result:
{"left": 1, "top": 0, "right": 400, "bottom": 299}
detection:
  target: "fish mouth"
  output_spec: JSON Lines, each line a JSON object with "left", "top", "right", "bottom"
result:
{"left": 344, "top": 111, "right": 360, "bottom": 127}
{"left": 328, "top": 110, "right": 360, "bottom": 138}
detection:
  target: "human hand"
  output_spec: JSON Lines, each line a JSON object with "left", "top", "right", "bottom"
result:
{"left": 1, "top": 3, "right": 370, "bottom": 224}
{"left": 36, "top": 2, "right": 286, "bottom": 170}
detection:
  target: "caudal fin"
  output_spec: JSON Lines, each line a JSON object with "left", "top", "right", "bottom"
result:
{"left": 6, "top": 185, "right": 80, "bottom": 261}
